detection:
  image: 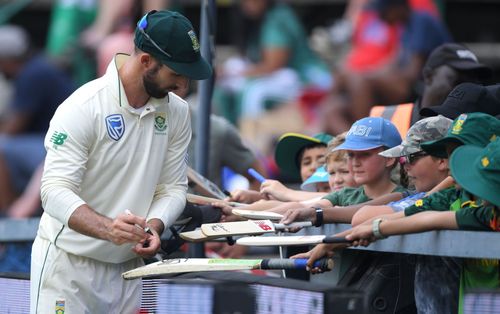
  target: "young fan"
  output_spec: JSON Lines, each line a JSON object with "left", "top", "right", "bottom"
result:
{"left": 350, "top": 115, "right": 452, "bottom": 225}
{"left": 227, "top": 132, "right": 332, "bottom": 204}
{"left": 279, "top": 117, "right": 406, "bottom": 225}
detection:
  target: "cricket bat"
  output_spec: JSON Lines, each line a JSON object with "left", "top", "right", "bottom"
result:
{"left": 187, "top": 167, "right": 227, "bottom": 200}
{"left": 186, "top": 193, "right": 246, "bottom": 207}
{"left": 201, "top": 220, "right": 312, "bottom": 237}
{"left": 122, "top": 257, "right": 334, "bottom": 279}
{"left": 232, "top": 208, "right": 283, "bottom": 221}
{"left": 236, "top": 235, "right": 351, "bottom": 246}
{"left": 179, "top": 229, "right": 224, "bottom": 242}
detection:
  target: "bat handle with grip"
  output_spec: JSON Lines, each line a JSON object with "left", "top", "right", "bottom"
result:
{"left": 262, "top": 258, "right": 334, "bottom": 272}
{"left": 248, "top": 168, "right": 266, "bottom": 183}
{"left": 322, "top": 236, "right": 351, "bottom": 244}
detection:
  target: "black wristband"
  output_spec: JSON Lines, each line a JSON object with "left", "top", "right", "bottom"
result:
{"left": 314, "top": 207, "right": 323, "bottom": 227}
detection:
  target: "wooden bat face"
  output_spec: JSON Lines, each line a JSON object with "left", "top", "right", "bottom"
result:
{"left": 237, "top": 235, "right": 327, "bottom": 246}
{"left": 201, "top": 220, "right": 276, "bottom": 237}
{"left": 179, "top": 229, "right": 222, "bottom": 242}
{"left": 236, "top": 235, "right": 350, "bottom": 246}
{"left": 122, "top": 258, "right": 334, "bottom": 279}
{"left": 232, "top": 209, "right": 283, "bottom": 221}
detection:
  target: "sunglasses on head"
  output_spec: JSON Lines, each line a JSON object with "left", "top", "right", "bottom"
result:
{"left": 137, "top": 11, "right": 172, "bottom": 58}
{"left": 399, "top": 151, "right": 428, "bottom": 165}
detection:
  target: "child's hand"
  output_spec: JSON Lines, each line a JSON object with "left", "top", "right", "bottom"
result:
{"left": 291, "top": 243, "right": 336, "bottom": 274}
{"left": 345, "top": 225, "right": 376, "bottom": 246}
{"left": 226, "top": 189, "right": 263, "bottom": 204}
{"left": 280, "top": 207, "right": 316, "bottom": 226}
{"left": 260, "top": 180, "right": 291, "bottom": 201}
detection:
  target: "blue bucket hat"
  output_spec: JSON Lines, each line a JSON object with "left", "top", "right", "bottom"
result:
{"left": 334, "top": 117, "right": 402, "bottom": 151}
{"left": 300, "top": 165, "right": 329, "bottom": 192}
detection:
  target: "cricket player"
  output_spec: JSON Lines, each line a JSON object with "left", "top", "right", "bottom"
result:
{"left": 30, "top": 10, "right": 211, "bottom": 313}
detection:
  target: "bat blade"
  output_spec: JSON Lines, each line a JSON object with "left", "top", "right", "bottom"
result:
{"left": 232, "top": 209, "right": 283, "bottom": 221}
{"left": 236, "top": 235, "right": 350, "bottom": 246}
{"left": 179, "top": 229, "right": 221, "bottom": 242}
{"left": 200, "top": 220, "right": 277, "bottom": 237}
{"left": 186, "top": 193, "right": 246, "bottom": 207}
{"left": 200, "top": 220, "right": 313, "bottom": 237}
{"left": 122, "top": 258, "right": 334, "bottom": 279}
{"left": 187, "top": 167, "right": 227, "bottom": 200}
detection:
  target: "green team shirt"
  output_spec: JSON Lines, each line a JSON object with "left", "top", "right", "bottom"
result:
{"left": 322, "top": 186, "right": 407, "bottom": 207}
{"left": 248, "top": 4, "right": 330, "bottom": 85}
{"left": 404, "top": 187, "right": 500, "bottom": 314}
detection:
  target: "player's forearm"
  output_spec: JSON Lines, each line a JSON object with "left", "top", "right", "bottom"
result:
{"left": 68, "top": 204, "right": 114, "bottom": 241}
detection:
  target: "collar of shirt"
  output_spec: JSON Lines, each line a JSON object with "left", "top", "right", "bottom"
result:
{"left": 105, "top": 53, "right": 167, "bottom": 118}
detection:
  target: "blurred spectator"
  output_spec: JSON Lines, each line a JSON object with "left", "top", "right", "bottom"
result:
{"left": 0, "top": 25, "right": 75, "bottom": 210}
{"left": 46, "top": 0, "right": 170, "bottom": 85}
{"left": 321, "top": 0, "right": 450, "bottom": 134}
{"left": 213, "top": 0, "right": 332, "bottom": 126}
{"left": 182, "top": 88, "right": 268, "bottom": 191}
{"left": 418, "top": 44, "right": 492, "bottom": 116}
{"left": 92, "top": 0, "right": 171, "bottom": 76}
{"left": 0, "top": 25, "right": 74, "bottom": 273}
{"left": 365, "top": 43, "right": 493, "bottom": 136}
{"left": 45, "top": 0, "right": 98, "bottom": 85}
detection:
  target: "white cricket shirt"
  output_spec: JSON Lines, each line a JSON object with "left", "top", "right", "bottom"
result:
{"left": 38, "top": 54, "right": 191, "bottom": 263}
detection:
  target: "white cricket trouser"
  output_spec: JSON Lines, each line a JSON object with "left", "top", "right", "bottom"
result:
{"left": 30, "top": 236, "right": 144, "bottom": 314}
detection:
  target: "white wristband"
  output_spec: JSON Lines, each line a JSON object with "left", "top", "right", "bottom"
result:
{"left": 372, "top": 218, "right": 387, "bottom": 239}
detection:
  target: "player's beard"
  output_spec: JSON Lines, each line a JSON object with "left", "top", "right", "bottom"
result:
{"left": 143, "top": 64, "right": 169, "bottom": 99}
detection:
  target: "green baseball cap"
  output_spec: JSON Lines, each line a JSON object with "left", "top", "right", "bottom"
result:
{"left": 275, "top": 132, "right": 333, "bottom": 179}
{"left": 450, "top": 138, "right": 500, "bottom": 207}
{"left": 380, "top": 115, "right": 452, "bottom": 157}
{"left": 134, "top": 10, "right": 212, "bottom": 80}
{"left": 421, "top": 112, "right": 500, "bottom": 158}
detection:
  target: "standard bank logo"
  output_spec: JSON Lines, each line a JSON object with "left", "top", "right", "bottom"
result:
{"left": 106, "top": 114, "right": 125, "bottom": 141}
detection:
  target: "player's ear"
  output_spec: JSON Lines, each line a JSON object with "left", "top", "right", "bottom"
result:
{"left": 139, "top": 53, "right": 153, "bottom": 68}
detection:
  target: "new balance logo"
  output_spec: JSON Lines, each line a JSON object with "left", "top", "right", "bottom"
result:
{"left": 50, "top": 131, "right": 68, "bottom": 148}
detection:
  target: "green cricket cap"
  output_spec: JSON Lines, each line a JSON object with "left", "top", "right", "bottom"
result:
{"left": 275, "top": 133, "right": 333, "bottom": 179}
{"left": 134, "top": 10, "right": 212, "bottom": 80}
{"left": 450, "top": 138, "right": 500, "bottom": 207}
{"left": 421, "top": 112, "right": 500, "bottom": 158}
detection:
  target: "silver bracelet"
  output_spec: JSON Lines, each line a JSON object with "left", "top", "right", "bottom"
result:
{"left": 372, "top": 218, "right": 387, "bottom": 239}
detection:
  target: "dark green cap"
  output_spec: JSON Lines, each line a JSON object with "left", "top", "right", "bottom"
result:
{"left": 450, "top": 138, "right": 500, "bottom": 207}
{"left": 421, "top": 112, "right": 500, "bottom": 158}
{"left": 275, "top": 133, "right": 333, "bottom": 180}
{"left": 134, "top": 10, "right": 212, "bottom": 80}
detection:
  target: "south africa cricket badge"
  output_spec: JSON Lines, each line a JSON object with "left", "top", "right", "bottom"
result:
{"left": 55, "top": 299, "right": 65, "bottom": 314}
{"left": 154, "top": 113, "right": 167, "bottom": 134}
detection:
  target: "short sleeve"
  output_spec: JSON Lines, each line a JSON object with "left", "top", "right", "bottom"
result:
{"left": 322, "top": 190, "right": 342, "bottom": 206}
